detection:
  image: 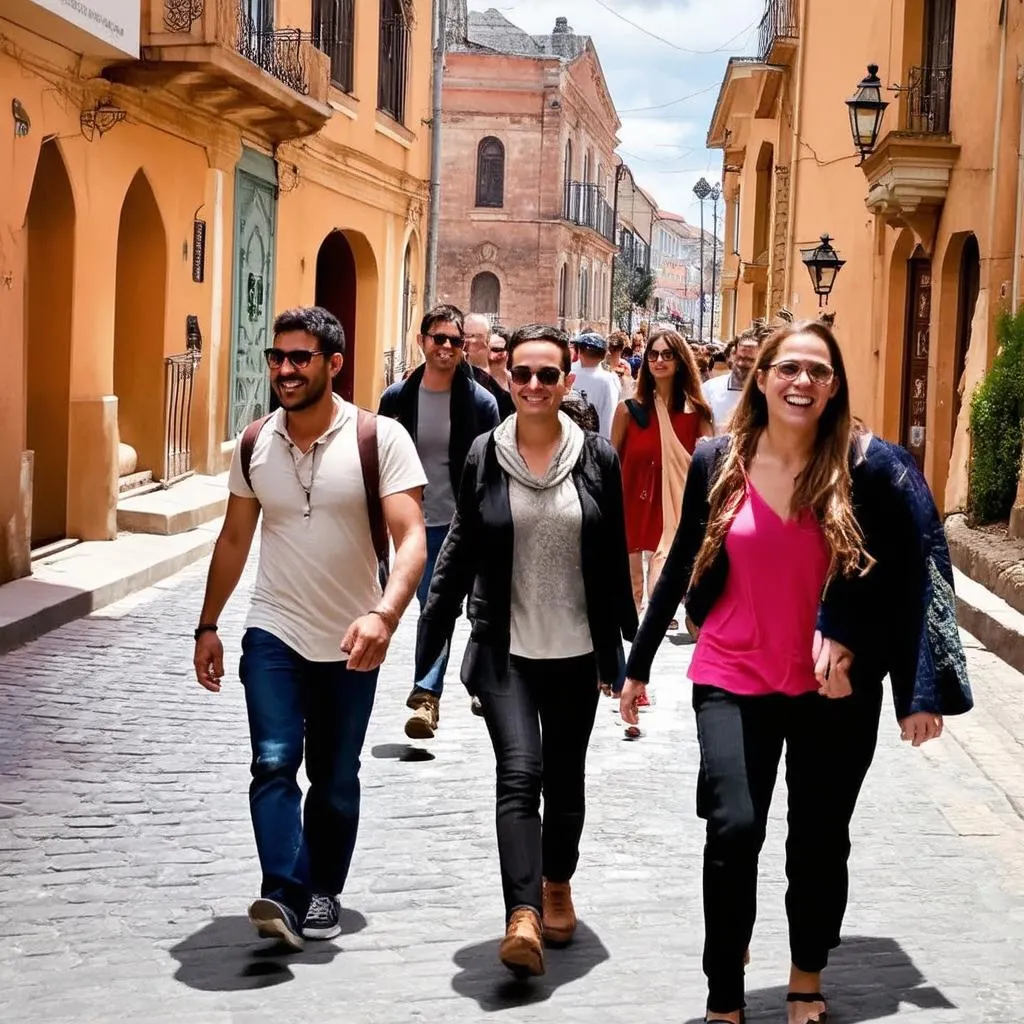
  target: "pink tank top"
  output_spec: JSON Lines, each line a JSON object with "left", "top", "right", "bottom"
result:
{"left": 688, "top": 481, "right": 829, "bottom": 697}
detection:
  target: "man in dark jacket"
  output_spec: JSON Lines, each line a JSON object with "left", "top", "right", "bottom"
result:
{"left": 378, "top": 304, "right": 500, "bottom": 738}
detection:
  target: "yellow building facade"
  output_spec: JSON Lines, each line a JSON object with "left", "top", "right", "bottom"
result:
{"left": 1, "top": 0, "right": 431, "bottom": 584}
{"left": 709, "top": 0, "right": 1020, "bottom": 514}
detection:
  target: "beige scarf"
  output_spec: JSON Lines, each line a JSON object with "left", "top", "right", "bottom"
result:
{"left": 653, "top": 393, "right": 692, "bottom": 562}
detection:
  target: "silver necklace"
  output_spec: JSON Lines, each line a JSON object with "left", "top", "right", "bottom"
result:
{"left": 285, "top": 439, "right": 322, "bottom": 519}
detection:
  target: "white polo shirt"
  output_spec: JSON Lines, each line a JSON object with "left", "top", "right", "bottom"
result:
{"left": 228, "top": 396, "right": 427, "bottom": 661}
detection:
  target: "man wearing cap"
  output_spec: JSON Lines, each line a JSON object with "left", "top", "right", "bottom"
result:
{"left": 571, "top": 331, "right": 620, "bottom": 439}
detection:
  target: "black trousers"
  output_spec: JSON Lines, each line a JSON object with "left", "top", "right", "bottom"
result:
{"left": 693, "top": 682, "right": 883, "bottom": 1013}
{"left": 477, "top": 653, "right": 600, "bottom": 919}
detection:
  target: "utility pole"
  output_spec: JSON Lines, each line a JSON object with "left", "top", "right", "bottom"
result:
{"left": 710, "top": 183, "right": 720, "bottom": 343}
{"left": 693, "top": 177, "right": 711, "bottom": 341}
{"left": 424, "top": 0, "right": 447, "bottom": 310}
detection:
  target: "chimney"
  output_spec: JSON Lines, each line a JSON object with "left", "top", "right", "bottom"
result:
{"left": 550, "top": 15, "right": 575, "bottom": 57}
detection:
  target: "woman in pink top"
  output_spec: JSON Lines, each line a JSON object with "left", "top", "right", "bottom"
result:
{"left": 619, "top": 321, "right": 967, "bottom": 1024}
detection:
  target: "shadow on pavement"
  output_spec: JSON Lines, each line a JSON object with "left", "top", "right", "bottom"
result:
{"left": 370, "top": 743, "right": 436, "bottom": 762}
{"left": 682, "top": 935, "right": 955, "bottom": 1023}
{"left": 451, "top": 919, "right": 609, "bottom": 1011}
{"left": 169, "top": 910, "right": 367, "bottom": 991}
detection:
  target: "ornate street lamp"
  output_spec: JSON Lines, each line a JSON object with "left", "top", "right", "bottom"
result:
{"left": 709, "top": 183, "right": 720, "bottom": 342}
{"left": 846, "top": 64, "right": 889, "bottom": 164}
{"left": 800, "top": 234, "right": 846, "bottom": 307}
{"left": 693, "top": 176, "right": 712, "bottom": 340}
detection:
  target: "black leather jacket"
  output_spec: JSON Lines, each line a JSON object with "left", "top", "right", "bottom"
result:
{"left": 415, "top": 430, "right": 639, "bottom": 690}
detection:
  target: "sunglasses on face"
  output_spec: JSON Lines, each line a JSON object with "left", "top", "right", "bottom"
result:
{"left": 509, "top": 365, "right": 564, "bottom": 386}
{"left": 647, "top": 349, "right": 676, "bottom": 363}
{"left": 489, "top": 345, "right": 507, "bottom": 354}
{"left": 425, "top": 332, "right": 464, "bottom": 348}
{"left": 264, "top": 348, "right": 327, "bottom": 369}
{"left": 769, "top": 360, "right": 836, "bottom": 387}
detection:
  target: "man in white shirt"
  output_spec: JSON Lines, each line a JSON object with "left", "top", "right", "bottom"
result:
{"left": 701, "top": 330, "right": 761, "bottom": 434}
{"left": 193, "top": 306, "right": 427, "bottom": 951}
{"left": 570, "top": 331, "right": 620, "bottom": 438}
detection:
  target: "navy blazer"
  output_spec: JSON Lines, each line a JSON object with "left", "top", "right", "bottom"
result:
{"left": 625, "top": 434, "right": 973, "bottom": 722}
{"left": 415, "top": 430, "right": 639, "bottom": 691}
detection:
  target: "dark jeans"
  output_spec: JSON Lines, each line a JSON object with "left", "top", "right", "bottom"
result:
{"left": 693, "top": 682, "right": 882, "bottom": 1014}
{"left": 413, "top": 523, "right": 452, "bottom": 697}
{"left": 239, "top": 627, "right": 379, "bottom": 921}
{"left": 477, "top": 653, "right": 600, "bottom": 919}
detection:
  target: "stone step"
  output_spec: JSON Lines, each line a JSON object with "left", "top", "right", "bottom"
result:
{"left": 116, "top": 473, "right": 228, "bottom": 536}
{"left": 954, "top": 567, "right": 1024, "bottom": 677}
{"left": 118, "top": 470, "right": 154, "bottom": 495}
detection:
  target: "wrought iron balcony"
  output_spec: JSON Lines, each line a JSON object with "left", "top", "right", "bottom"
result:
{"left": 904, "top": 65, "right": 952, "bottom": 134}
{"left": 236, "top": 14, "right": 309, "bottom": 95}
{"left": 564, "top": 182, "right": 616, "bottom": 243}
{"left": 757, "top": 0, "right": 798, "bottom": 65}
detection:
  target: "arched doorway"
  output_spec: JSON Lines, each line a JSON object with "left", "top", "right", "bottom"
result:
{"left": 113, "top": 172, "right": 167, "bottom": 479}
{"left": 952, "top": 234, "right": 980, "bottom": 428}
{"left": 900, "top": 245, "right": 932, "bottom": 468}
{"left": 315, "top": 231, "right": 358, "bottom": 401}
{"left": 25, "top": 141, "right": 74, "bottom": 545}
{"left": 470, "top": 271, "right": 500, "bottom": 317}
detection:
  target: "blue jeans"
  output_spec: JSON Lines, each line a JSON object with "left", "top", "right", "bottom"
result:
{"left": 239, "top": 627, "right": 379, "bottom": 920}
{"left": 412, "top": 523, "right": 453, "bottom": 697}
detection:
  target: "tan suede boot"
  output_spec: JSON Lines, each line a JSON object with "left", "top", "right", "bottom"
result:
{"left": 542, "top": 879, "right": 577, "bottom": 945}
{"left": 498, "top": 908, "right": 545, "bottom": 977}
{"left": 404, "top": 690, "right": 440, "bottom": 739}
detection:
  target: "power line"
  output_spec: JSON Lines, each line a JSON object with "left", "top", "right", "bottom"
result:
{"left": 588, "top": 0, "right": 759, "bottom": 56}
{"left": 618, "top": 81, "right": 721, "bottom": 113}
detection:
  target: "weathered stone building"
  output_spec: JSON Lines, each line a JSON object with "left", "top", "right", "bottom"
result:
{"left": 438, "top": 5, "right": 620, "bottom": 334}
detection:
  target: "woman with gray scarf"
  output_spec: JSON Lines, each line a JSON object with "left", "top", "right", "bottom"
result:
{"left": 415, "top": 324, "right": 637, "bottom": 978}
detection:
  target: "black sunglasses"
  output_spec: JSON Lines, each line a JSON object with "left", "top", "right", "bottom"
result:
{"left": 509, "top": 366, "right": 563, "bottom": 386}
{"left": 264, "top": 348, "right": 328, "bottom": 369}
{"left": 425, "top": 332, "right": 464, "bottom": 348}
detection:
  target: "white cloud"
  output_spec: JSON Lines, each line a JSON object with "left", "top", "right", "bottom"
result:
{"left": 468, "top": 0, "right": 763, "bottom": 221}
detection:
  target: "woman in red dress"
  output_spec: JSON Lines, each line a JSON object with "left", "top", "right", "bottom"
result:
{"left": 612, "top": 328, "right": 713, "bottom": 623}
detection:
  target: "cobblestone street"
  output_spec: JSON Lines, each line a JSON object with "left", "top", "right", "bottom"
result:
{"left": 1, "top": 553, "right": 1023, "bottom": 1023}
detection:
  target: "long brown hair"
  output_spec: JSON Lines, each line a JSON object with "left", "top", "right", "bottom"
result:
{"left": 635, "top": 328, "right": 713, "bottom": 429}
{"left": 690, "top": 319, "right": 869, "bottom": 586}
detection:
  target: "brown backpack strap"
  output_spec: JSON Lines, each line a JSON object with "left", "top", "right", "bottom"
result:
{"left": 240, "top": 413, "right": 274, "bottom": 494}
{"left": 356, "top": 408, "right": 389, "bottom": 573}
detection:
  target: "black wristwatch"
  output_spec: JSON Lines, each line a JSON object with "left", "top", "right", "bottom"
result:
{"left": 194, "top": 623, "right": 218, "bottom": 641}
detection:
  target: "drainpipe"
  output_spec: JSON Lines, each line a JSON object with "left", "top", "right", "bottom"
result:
{"left": 987, "top": 0, "right": 1008, "bottom": 320}
{"left": 782, "top": 0, "right": 810, "bottom": 307}
{"left": 424, "top": 0, "right": 447, "bottom": 309}
{"left": 1013, "top": 62, "right": 1024, "bottom": 314}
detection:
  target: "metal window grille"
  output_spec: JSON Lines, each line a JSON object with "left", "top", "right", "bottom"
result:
{"left": 757, "top": 0, "right": 797, "bottom": 64}
{"left": 905, "top": 65, "right": 952, "bottom": 134}
{"left": 377, "top": 0, "right": 409, "bottom": 123}
{"left": 162, "top": 352, "right": 200, "bottom": 484}
{"left": 311, "top": 0, "right": 354, "bottom": 93}
{"left": 236, "top": 0, "right": 309, "bottom": 94}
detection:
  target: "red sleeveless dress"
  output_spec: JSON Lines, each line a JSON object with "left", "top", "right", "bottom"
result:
{"left": 621, "top": 407, "right": 700, "bottom": 553}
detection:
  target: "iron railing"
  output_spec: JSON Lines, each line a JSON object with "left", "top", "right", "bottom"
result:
{"left": 378, "top": 10, "right": 409, "bottom": 122}
{"left": 236, "top": 10, "right": 310, "bottom": 94}
{"left": 311, "top": 0, "right": 354, "bottom": 92}
{"left": 162, "top": 352, "right": 200, "bottom": 484}
{"left": 564, "top": 181, "right": 615, "bottom": 243}
{"left": 904, "top": 65, "right": 952, "bottom": 134}
{"left": 757, "top": 0, "right": 797, "bottom": 63}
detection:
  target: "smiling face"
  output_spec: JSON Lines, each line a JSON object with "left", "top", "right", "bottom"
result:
{"left": 509, "top": 340, "right": 572, "bottom": 420}
{"left": 731, "top": 338, "right": 759, "bottom": 382}
{"left": 269, "top": 329, "right": 341, "bottom": 411}
{"left": 463, "top": 314, "right": 491, "bottom": 369}
{"left": 646, "top": 336, "right": 679, "bottom": 383}
{"left": 756, "top": 330, "right": 839, "bottom": 430}
{"left": 419, "top": 319, "right": 464, "bottom": 375}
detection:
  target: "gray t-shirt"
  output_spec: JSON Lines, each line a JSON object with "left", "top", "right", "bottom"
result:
{"left": 417, "top": 385, "right": 456, "bottom": 526}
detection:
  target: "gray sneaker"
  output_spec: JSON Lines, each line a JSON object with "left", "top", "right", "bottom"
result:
{"left": 248, "top": 898, "right": 304, "bottom": 951}
{"left": 302, "top": 894, "right": 342, "bottom": 940}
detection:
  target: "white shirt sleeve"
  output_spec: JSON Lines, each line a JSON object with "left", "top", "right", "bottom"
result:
{"left": 377, "top": 417, "right": 429, "bottom": 498}
{"left": 227, "top": 437, "right": 256, "bottom": 499}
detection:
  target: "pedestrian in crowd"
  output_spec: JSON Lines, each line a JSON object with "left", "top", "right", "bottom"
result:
{"left": 489, "top": 326, "right": 512, "bottom": 391}
{"left": 192, "top": 306, "right": 428, "bottom": 950}
{"left": 620, "top": 319, "right": 973, "bottom": 1024}
{"left": 463, "top": 312, "right": 515, "bottom": 419}
{"left": 702, "top": 330, "right": 761, "bottom": 434}
{"left": 415, "top": 323, "right": 637, "bottom": 978}
{"left": 629, "top": 329, "right": 646, "bottom": 375}
{"left": 378, "top": 304, "right": 500, "bottom": 739}
{"left": 604, "top": 330, "right": 637, "bottom": 400}
{"left": 570, "top": 331, "right": 620, "bottom": 439}
{"left": 612, "top": 327, "right": 713, "bottom": 629}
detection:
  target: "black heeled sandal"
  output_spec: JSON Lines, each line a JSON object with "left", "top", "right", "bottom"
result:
{"left": 787, "top": 991, "right": 828, "bottom": 1023}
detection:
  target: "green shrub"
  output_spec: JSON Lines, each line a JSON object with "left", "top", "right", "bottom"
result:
{"left": 968, "top": 309, "right": 1024, "bottom": 524}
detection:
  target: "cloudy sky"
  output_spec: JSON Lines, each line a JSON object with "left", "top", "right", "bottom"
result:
{"left": 468, "top": 0, "right": 764, "bottom": 226}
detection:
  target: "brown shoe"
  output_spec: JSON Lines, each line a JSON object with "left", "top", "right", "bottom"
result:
{"left": 542, "top": 879, "right": 577, "bottom": 945}
{"left": 498, "top": 908, "right": 545, "bottom": 977}
{"left": 404, "top": 690, "right": 439, "bottom": 739}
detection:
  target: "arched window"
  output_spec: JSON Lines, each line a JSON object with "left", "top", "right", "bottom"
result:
{"left": 578, "top": 264, "right": 589, "bottom": 319}
{"left": 470, "top": 271, "right": 501, "bottom": 315}
{"left": 558, "top": 264, "right": 568, "bottom": 318}
{"left": 564, "top": 140, "right": 573, "bottom": 184}
{"left": 475, "top": 137, "right": 504, "bottom": 208}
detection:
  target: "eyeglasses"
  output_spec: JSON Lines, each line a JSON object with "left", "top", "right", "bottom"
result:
{"left": 509, "top": 365, "right": 564, "bottom": 386}
{"left": 488, "top": 345, "right": 507, "bottom": 354}
{"left": 647, "top": 349, "right": 677, "bottom": 363}
{"left": 769, "top": 360, "right": 836, "bottom": 387}
{"left": 264, "top": 348, "right": 328, "bottom": 369}
{"left": 425, "top": 332, "right": 464, "bottom": 348}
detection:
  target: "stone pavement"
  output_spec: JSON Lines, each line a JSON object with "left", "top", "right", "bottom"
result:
{"left": 1, "top": 554, "right": 1023, "bottom": 1024}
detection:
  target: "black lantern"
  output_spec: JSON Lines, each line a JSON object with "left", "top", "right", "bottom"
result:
{"left": 846, "top": 64, "right": 889, "bottom": 163}
{"left": 800, "top": 235, "right": 846, "bottom": 306}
